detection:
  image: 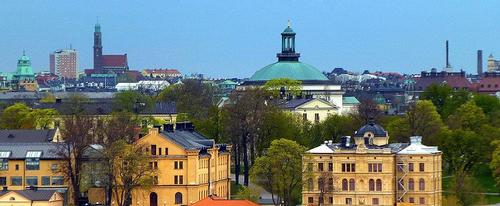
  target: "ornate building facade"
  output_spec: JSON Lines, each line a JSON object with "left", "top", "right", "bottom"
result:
{"left": 302, "top": 121, "right": 442, "bottom": 206}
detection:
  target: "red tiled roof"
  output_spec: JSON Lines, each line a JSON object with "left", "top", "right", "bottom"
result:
{"left": 476, "top": 77, "right": 500, "bottom": 93}
{"left": 415, "top": 72, "right": 472, "bottom": 91}
{"left": 191, "top": 196, "right": 260, "bottom": 206}
{"left": 101, "top": 55, "right": 128, "bottom": 68}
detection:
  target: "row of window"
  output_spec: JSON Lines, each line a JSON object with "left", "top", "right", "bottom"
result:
{"left": 398, "top": 178, "right": 426, "bottom": 191}
{"left": 307, "top": 197, "right": 426, "bottom": 205}
{"left": 0, "top": 159, "right": 53, "bottom": 171}
{"left": 309, "top": 162, "right": 426, "bottom": 172}
{"left": 149, "top": 145, "right": 169, "bottom": 156}
{"left": 0, "top": 176, "right": 64, "bottom": 186}
{"left": 302, "top": 113, "right": 321, "bottom": 123}
{"left": 148, "top": 161, "right": 184, "bottom": 170}
{"left": 173, "top": 175, "right": 184, "bottom": 185}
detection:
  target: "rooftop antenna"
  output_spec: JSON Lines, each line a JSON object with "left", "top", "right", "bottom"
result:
{"left": 287, "top": 19, "right": 291, "bottom": 27}
{"left": 23, "top": 49, "right": 25, "bottom": 56}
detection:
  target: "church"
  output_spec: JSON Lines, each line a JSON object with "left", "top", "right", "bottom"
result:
{"left": 238, "top": 23, "right": 355, "bottom": 117}
{"left": 88, "top": 22, "right": 129, "bottom": 74}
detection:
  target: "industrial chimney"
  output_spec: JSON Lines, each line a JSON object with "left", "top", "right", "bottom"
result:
{"left": 477, "top": 50, "right": 483, "bottom": 76}
{"left": 445, "top": 40, "right": 452, "bottom": 71}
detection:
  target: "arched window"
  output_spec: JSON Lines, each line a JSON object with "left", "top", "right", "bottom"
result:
{"left": 408, "top": 178, "right": 415, "bottom": 191}
{"left": 419, "top": 178, "right": 425, "bottom": 191}
{"left": 175, "top": 192, "right": 182, "bottom": 204}
{"left": 369, "top": 179, "right": 375, "bottom": 191}
{"left": 318, "top": 177, "right": 325, "bottom": 191}
{"left": 342, "top": 179, "right": 348, "bottom": 191}
{"left": 149, "top": 192, "right": 158, "bottom": 206}
{"left": 307, "top": 178, "right": 313, "bottom": 191}
{"left": 349, "top": 179, "right": 355, "bottom": 191}
{"left": 376, "top": 179, "right": 382, "bottom": 191}
{"left": 328, "top": 178, "right": 334, "bottom": 191}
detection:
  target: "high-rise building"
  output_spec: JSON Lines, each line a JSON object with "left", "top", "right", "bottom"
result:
{"left": 50, "top": 49, "right": 77, "bottom": 79}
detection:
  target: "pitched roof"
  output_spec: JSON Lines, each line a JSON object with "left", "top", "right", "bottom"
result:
{"left": 0, "top": 129, "right": 57, "bottom": 143}
{"left": 160, "top": 130, "right": 214, "bottom": 150}
{"left": 307, "top": 144, "right": 334, "bottom": 154}
{"left": 101, "top": 55, "right": 128, "bottom": 68}
{"left": 15, "top": 190, "right": 58, "bottom": 201}
{"left": 278, "top": 98, "right": 337, "bottom": 109}
{"left": 0, "top": 143, "right": 61, "bottom": 159}
{"left": 191, "top": 196, "right": 260, "bottom": 206}
{"left": 398, "top": 136, "right": 440, "bottom": 154}
{"left": 414, "top": 71, "right": 472, "bottom": 91}
{"left": 476, "top": 75, "right": 500, "bottom": 93}
{"left": 343, "top": 96, "right": 360, "bottom": 105}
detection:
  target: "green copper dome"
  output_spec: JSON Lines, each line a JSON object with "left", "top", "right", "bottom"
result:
{"left": 250, "top": 61, "right": 328, "bottom": 81}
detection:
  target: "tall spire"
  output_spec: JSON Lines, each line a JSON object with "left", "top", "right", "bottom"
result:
{"left": 95, "top": 16, "right": 101, "bottom": 32}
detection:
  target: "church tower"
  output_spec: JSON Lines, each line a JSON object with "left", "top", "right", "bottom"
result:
{"left": 277, "top": 21, "right": 301, "bottom": 61}
{"left": 93, "top": 21, "right": 102, "bottom": 69}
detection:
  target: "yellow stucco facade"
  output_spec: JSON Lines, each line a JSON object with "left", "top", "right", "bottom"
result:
{"left": 283, "top": 98, "right": 339, "bottom": 123}
{"left": 302, "top": 122, "right": 442, "bottom": 206}
{"left": 0, "top": 191, "right": 63, "bottom": 206}
{"left": 107, "top": 127, "right": 231, "bottom": 206}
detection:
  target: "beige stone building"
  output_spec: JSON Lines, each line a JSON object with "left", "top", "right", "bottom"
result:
{"left": 279, "top": 98, "right": 339, "bottom": 123}
{"left": 302, "top": 121, "right": 442, "bottom": 206}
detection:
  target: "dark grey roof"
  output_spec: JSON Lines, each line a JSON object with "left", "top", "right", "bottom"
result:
{"left": 354, "top": 121, "right": 388, "bottom": 137}
{"left": 33, "top": 102, "right": 176, "bottom": 115}
{"left": 278, "top": 99, "right": 313, "bottom": 109}
{"left": 0, "top": 129, "right": 57, "bottom": 143}
{"left": 0, "top": 143, "right": 62, "bottom": 159}
{"left": 160, "top": 130, "right": 213, "bottom": 150}
{"left": 0, "top": 190, "right": 58, "bottom": 201}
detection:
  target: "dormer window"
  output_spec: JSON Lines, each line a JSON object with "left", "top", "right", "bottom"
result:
{"left": 0, "top": 151, "right": 10, "bottom": 171}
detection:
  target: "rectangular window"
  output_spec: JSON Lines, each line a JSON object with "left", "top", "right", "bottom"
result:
{"left": 0, "top": 177, "right": 6, "bottom": 185}
{"left": 409, "top": 163, "right": 414, "bottom": 172}
{"left": 179, "top": 161, "right": 183, "bottom": 169}
{"left": 368, "top": 163, "right": 372, "bottom": 172}
{"left": 419, "top": 163, "right": 425, "bottom": 172}
{"left": 179, "top": 175, "right": 184, "bottom": 184}
{"left": 315, "top": 113, "right": 320, "bottom": 123}
{"left": 372, "top": 198, "right": 379, "bottom": 205}
{"left": 319, "top": 196, "right": 324, "bottom": 204}
{"left": 342, "top": 163, "right": 345, "bottom": 172}
{"left": 26, "top": 176, "right": 38, "bottom": 186}
{"left": 165, "top": 148, "right": 168, "bottom": 155}
{"left": 329, "top": 197, "right": 333, "bottom": 204}
{"left": 153, "top": 176, "right": 158, "bottom": 185}
{"left": 154, "top": 162, "right": 158, "bottom": 170}
{"left": 174, "top": 175, "right": 178, "bottom": 184}
{"left": 11, "top": 176, "right": 22, "bottom": 186}
{"left": 308, "top": 197, "right": 313, "bottom": 204}
{"left": 352, "top": 164, "right": 355, "bottom": 172}
{"left": 174, "top": 161, "right": 178, "bottom": 169}
{"left": 0, "top": 159, "right": 8, "bottom": 170}
{"left": 42, "top": 176, "right": 50, "bottom": 186}
{"left": 303, "top": 113, "right": 308, "bottom": 121}
{"left": 419, "top": 197, "right": 425, "bottom": 204}
{"left": 409, "top": 197, "right": 415, "bottom": 203}
{"left": 151, "top": 145, "right": 157, "bottom": 155}
{"left": 346, "top": 198, "right": 352, "bottom": 205}
{"left": 328, "top": 163, "right": 333, "bottom": 171}
{"left": 318, "top": 163, "right": 324, "bottom": 171}
{"left": 159, "top": 148, "right": 162, "bottom": 155}
{"left": 51, "top": 176, "right": 63, "bottom": 185}
{"left": 26, "top": 158, "right": 40, "bottom": 170}
{"left": 342, "top": 163, "right": 355, "bottom": 172}
{"left": 378, "top": 163, "right": 383, "bottom": 172}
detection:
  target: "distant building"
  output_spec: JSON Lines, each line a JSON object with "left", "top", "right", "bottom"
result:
{"left": 487, "top": 54, "right": 500, "bottom": 72}
{"left": 239, "top": 23, "right": 346, "bottom": 113}
{"left": 92, "top": 22, "right": 129, "bottom": 73}
{"left": 414, "top": 69, "right": 472, "bottom": 93}
{"left": 476, "top": 72, "right": 500, "bottom": 94}
{"left": 10, "top": 51, "right": 38, "bottom": 91}
{"left": 0, "top": 190, "right": 64, "bottom": 206}
{"left": 50, "top": 49, "right": 77, "bottom": 79}
{"left": 142, "top": 69, "right": 182, "bottom": 79}
{"left": 278, "top": 98, "right": 339, "bottom": 123}
{"left": 191, "top": 195, "right": 259, "bottom": 206}
{"left": 303, "top": 121, "right": 442, "bottom": 206}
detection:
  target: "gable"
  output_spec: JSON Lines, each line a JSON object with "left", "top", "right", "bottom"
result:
{"left": 0, "top": 191, "right": 31, "bottom": 202}
{"left": 137, "top": 130, "right": 187, "bottom": 155}
{"left": 296, "top": 99, "right": 337, "bottom": 110}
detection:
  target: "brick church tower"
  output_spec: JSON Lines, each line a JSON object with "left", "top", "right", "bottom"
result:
{"left": 93, "top": 21, "right": 102, "bottom": 69}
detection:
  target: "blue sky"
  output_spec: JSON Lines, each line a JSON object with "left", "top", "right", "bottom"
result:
{"left": 1, "top": 1, "right": 499, "bottom": 78}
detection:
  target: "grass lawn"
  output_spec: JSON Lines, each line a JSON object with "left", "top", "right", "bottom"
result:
{"left": 443, "top": 174, "right": 500, "bottom": 204}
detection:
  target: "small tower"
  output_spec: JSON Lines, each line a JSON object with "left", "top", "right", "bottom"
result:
{"left": 488, "top": 53, "right": 496, "bottom": 72}
{"left": 93, "top": 19, "right": 103, "bottom": 69}
{"left": 277, "top": 21, "right": 301, "bottom": 61}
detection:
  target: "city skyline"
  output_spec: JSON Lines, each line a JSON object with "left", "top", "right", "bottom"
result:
{"left": 2, "top": 1, "right": 500, "bottom": 78}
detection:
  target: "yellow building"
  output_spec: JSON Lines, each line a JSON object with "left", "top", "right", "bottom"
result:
{"left": 0, "top": 190, "right": 64, "bottom": 206}
{"left": 302, "top": 121, "right": 442, "bottom": 206}
{"left": 279, "top": 98, "right": 339, "bottom": 123}
{"left": 0, "top": 143, "right": 68, "bottom": 194}
{"left": 88, "top": 122, "right": 232, "bottom": 206}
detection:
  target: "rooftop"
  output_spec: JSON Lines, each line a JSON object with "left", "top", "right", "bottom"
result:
{"left": 0, "top": 129, "right": 58, "bottom": 143}
{"left": 0, "top": 190, "right": 59, "bottom": 201}
{"left": 0, "top": 142, "right": 61, "bottom": 159}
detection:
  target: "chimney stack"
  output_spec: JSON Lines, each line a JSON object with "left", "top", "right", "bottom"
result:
{"left": 445, "top": 40, "right": 451, "bottom": 70}
{"left": 477, "top": 50, "right": 483, "bottom": 76}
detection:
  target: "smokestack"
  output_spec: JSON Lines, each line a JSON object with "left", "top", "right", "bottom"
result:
{"left": 477, "top": 50, "right": 483, "bottom": 76}
{"left": 446, "top": 40, "right": 450, "bottom": 69}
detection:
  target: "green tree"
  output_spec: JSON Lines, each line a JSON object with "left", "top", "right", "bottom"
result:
{"left": 447, "top": 101, "right": 487, "bottom": 131}
{"left": 113, "top": 91, "right": 154, "bottom": 113}
{"left": 0, "top": 103, "right": 34, "bottom": 129}
{"left": 322, "top": 114, "right": 355, "bottom": 142}
{"left": 421, "top": 84, "right": 452, "bottom": 116}
{"left": 236, "top": 186, "right": 260, "bottom": 203}
{"left": 263, "top": 78, "right": 302, "bottom": 98}
{"left": 40, "top": 92, "right": 57, "bottom": 103}
{"left": 448, "top": 175, "right": 485, "bottom": 206}
{"left": 250, "top": 138, "right": 306, "bottom": 206}
{"left": 473, "top": 93, "right": 500, "bottom": 118}
{"left": 440, "top": 129, "right": 487, "bottom": 175}
{"left": 491, "top": 140, "right": 500, "bottom": 192}
{"left": 28, "top": 108, "right": 60, "bottom": 129}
